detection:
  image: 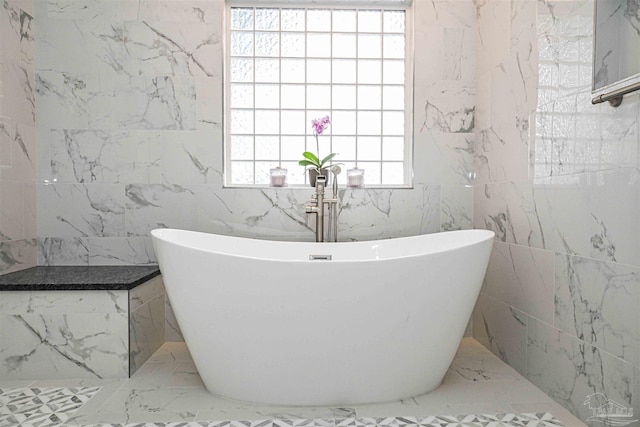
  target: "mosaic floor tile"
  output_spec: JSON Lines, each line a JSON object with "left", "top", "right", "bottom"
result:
{"left": 0, "top": 386, "right": 100, "bottom": 427}
{"left": 0, "top": 384, "right": 565, "bottom": 427}
{"left": 72, "top": 413, "right": 563, "bottom": 427}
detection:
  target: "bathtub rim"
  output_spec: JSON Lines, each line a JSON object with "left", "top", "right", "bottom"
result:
{"left": 151, "top": 228, "right": 495, "bottom": 263}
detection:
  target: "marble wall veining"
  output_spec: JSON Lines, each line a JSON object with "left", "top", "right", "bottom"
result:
{"left": 15, "top": 0, "right": 640, "bottom": 422}
{"left": 129, "top": 276, "right": 165, "bottom": 373}
{"left": 0, "top": 274, "right": 167, "bottom": 380}
{"left": 0, "top": 0, "right": 36, "bottom": 274}
{"left": 33, "top": 0, "right": 477, "bottom": 268}
{"left": 0, "top": 289, "right": 130, "bottom": 380}
{"left": 473, "top": 0, "right": 640, "bottom": 424}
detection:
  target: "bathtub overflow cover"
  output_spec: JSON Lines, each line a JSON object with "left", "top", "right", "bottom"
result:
{"left": 309, "top": 254, "right": 332, "bottom": 261}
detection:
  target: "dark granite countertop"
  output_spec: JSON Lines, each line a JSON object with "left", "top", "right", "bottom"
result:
{"left": 0, "top": 266, "right": 161, "bottom": 291}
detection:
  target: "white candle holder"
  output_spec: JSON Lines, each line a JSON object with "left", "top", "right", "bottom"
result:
{"left": 346, "top": 168, "right": 364, "bottom": 188}
{"left": 270, "top": 167, "right": 288, "bottom": 187}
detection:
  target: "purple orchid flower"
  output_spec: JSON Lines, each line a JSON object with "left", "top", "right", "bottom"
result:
{"left": 299, "top": 115, "right": 339, "bottom": 175}
{"left": 311, "top": 115, "right": 331, "bottom": 136}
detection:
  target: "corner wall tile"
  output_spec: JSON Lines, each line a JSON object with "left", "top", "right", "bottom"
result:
{"left": 484, "top": 241, "right": 555, "bottom": 325}
{"left": 472, "top": 293, "right": 528, "bottom": 376}
{"left": 417, "top": 0, "right": 476, "bottom": 28}
{"left": 414, "top": 133, "right": 474, "bottom": 186}
{"left": 473, "top": 181, "right": 541, "bottom": 248}
{"left": 441, "top": 184, "right": 473, "bottom": 232}
{"left": 474, "top": 73, "right": 492, "bottom": 131}
{"left": 634, "top": 367, "right": 640, "bottom": 421}
{"left": 587, "top": 169, "right": 640, "bottom": 267}
{"left": 531, "top": 179, "right": 591, "bottom": 256}
{"left": 443, "top": 28, "right": 470, "bottom": 81}
{"left": 510, "top": 0, "right": 538, "bottom": 61}
{"left": 527, "top": 316, "right": 634, "bottom": 422}
{"left": 490, "top": 55, "right": 537, "bottom": 136}
{"left": 476, "top": 0, "right": 511, "bottom": 77}
{"left": 474, "top": 0, "right": 640, "bottom": 424}
{"left": 419, "top": 82, "right": 475, "bottom": 134}
{"left": 0, "top": 119, "right": 35, "bottom": 182}
{"left": 414, "top": 0, "right": 476, "bottom": 85}
{"left": 555, "top": 253, "right": 640, "bottom": 366}
{"left": 414, "top": 26, "right": 443, "bottom": 88}
{"left": 24, "top": 181, "right": 37, "bottom": 239}
{"left": 0, "top": 181, "right": 26, "bottom": 240}
{"left": 129, "top": 288, "right": 165, "bottom": 375}
{"left": 0, "top": 238, "right": 36, "bottom": 274}
{"left": 35, "top": 127, "right": 52, "bottom": 182}
{"left": 129, "top": 276, "right": 164, "bottom": 312}
{"left": 0, "top": 0, "right": 34, "bottom": 126}
{"left": 0, "top": 119, "right": 11, "bottom": 167}
{"left": 474, "top": 123, "right": 531, "bottom": 186}
{"left": 165, "top": 297, "right": 184, "bottom": 342}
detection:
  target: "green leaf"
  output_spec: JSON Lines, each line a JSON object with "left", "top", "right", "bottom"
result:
{"left": 302, "top": 151, "right": 320, "bottom": 164}
{"left": 298, "top": 160, "right": 317, "bottom": 167}
{"left": 319, "top": 152, "right": 338, "bottom": 166}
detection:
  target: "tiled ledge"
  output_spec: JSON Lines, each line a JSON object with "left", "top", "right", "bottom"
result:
{"left": 0, "top": 265, "right": 160, "bottom": 290}
{"left": 0, "top": 266, "right": 165, "bottom": 381}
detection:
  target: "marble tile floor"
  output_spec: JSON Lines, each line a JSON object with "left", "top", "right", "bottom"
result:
{"left": 0, "top": 338, "right": 586, "bottom": 426}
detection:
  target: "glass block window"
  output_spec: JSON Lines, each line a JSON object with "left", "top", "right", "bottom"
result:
{"left": 225, "top": 4, "right": 413, "bottom": 186}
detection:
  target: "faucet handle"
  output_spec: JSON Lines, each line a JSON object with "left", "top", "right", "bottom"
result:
{"left": 305, "top": 210, "right": 315, "bottom": 228}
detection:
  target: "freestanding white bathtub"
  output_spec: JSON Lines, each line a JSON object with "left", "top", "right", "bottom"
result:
{"left": 151, "top": 228, "right": 494, "bottom": 406}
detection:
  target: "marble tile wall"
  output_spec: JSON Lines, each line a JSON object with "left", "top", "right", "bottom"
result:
{"left": 0, "top": 290, "right": 130, "bottom": 380}
{"left": 32, "top": 0, "right": 477, "bottom": 341}
{"left": 473, "top": 0, "right": 640, "bottom": 424}
{"left": 0, "top": 275, "right": 167, "bottom": 380}
{"left": 0, "top": 0, "right": 36, "bottom": 274}
{"left": 33, "top": 0, "right": 477, "bottom": 265}
{"left": 592, "top": 0, "right": 640, "bottom": 92}
{"left": 165, "top": 296, "right": 184, "bottom": 342}
{"left": 129, "top": 276, "right": 166, "bottom": 374}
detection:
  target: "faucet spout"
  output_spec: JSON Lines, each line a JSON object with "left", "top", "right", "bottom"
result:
{"left": 329, "top": 166, "right": 341, "bottom": 242}
{"left": 305, "top": 173, "right": 339, "bottom": 243}
{"left": 313, "top": 175, "right": 326, "bottom": 242}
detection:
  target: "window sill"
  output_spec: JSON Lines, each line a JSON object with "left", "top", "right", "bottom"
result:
{"left": 222, "top": 184, "right": 415, "bottom": 190}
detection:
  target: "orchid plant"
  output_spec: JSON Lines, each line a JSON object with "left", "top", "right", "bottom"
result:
{"left": 298, "top": 116, "right": 338, "bottom": 173}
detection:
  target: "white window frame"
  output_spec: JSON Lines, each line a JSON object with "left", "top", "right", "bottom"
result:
{"left": 223, "top": 0, "right": 414, "bottom": 188}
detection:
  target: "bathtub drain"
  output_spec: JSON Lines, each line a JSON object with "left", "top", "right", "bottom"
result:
{"left": 309, "top": 254, "right": 332, "bottom": 261}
